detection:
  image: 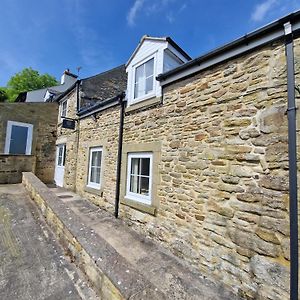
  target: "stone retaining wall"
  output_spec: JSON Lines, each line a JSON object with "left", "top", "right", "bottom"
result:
{"left": 22, "top": 172, "right": 125, "bottom": 300}
{"left": 0, "top": 155, "right": 36, "bottom": 183}
{"left": 0, "top": 102, "right": 58, "bottom": 183}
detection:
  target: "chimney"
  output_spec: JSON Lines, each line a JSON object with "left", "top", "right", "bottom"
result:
{"left": 61, "top": 69, "right": 78, "bottom": 85}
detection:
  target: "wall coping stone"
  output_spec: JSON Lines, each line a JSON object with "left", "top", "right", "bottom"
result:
{"left": 22, "top": 172, "right": 241, "bottom": 300}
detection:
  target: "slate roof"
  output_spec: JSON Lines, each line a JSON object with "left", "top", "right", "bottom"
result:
{"left": 53, "top": 64, "right": 127, "bottom": 113}
{"left": 80, "top": 64, "right": 127, "bottom": 102}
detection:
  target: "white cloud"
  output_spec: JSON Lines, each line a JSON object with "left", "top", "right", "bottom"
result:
{"left": 127, "top": 0, "right": 146, "bottom": 27}
{"left": 126, "top": 0, "right": 186, "bottom": 26}
{"left": 251, "top": 0, "right": 277, "bottom": 22}
{"left": 63, "top": 0, "right": 115, "bottom": 74}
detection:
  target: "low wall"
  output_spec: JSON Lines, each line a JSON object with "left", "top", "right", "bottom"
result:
{"left": 22, "top": 172, "right": 162, "bottom": 300}
{"left": 0, "top": 155, "right": 36, "bottom": 183}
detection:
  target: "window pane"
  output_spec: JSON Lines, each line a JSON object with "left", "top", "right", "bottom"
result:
{"left": 145, "top": 58, "right": 154, "bottom": 77}
{"left": 130, "top": 175, "right": 139, "bottom": 193}
{"left": 95, "top": 167, "right": 101, "bottom": 183}
{"left": 58, "top": 155, "right": 62, "bottom": 166}
{"left": 62, "top": 101, "right": 67, "bottom": 117}
{"left": 140, "top": 158, "right": 150, "bottom": 176}
{"left": 135, "top": 80, "right": 145, "bottom": 99}
{"left": 95, "top": 151, "right": 102, "bottom": 166}
{"left": 134, "top": 82, "right": 140, "bottom": 99}
{"left": 131, "top": 158, "right": 140, "bottom": 175}
{"left": 91, "top": 152, "right": 96, "bottom": 166}
{"left": 145, "top": 76, "right": 153, "bottom": 94}
{"left": 9, "top": 125, "right": 28, "bottom": 154}
{"left": 135, "top": 64, "right": 143, "bottom": 83}
{"left": 90, "top": 167, "right": 96, "bottom": 183}
{"left": 90, "top": 167, "right": 101, "bottom": 184}
{"left": 57, "top": 146, "right": 63, "bottom": 166}
{"left": 91, "top": 151, "right": 101, "bottom": 167}
{"left": 140, "top": 177, "right": 150, "bottom": 196}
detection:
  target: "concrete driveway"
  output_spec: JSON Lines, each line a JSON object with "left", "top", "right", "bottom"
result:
{"left": 0, "top": 184, "right": 98, "bottom": 300}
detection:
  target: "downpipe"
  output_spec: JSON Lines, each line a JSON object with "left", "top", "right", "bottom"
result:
{"left": 114, "top": 92, "right": 126, "bottom": 218}
{"left": 284, "top": 21, "right": 299, "bottom": 300}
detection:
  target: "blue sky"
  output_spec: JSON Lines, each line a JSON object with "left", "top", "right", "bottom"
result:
{"left": 1, "top": 0, "right": 299, "bottom": 86}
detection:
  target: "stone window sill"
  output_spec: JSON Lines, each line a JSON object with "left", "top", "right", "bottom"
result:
{"left": 84, "top": 186, "right": 103, "bottom": 197}
{"left": 121, "top": 197, "right": 157, "bottom": 216}
{"left": 125, "top": 96, "right": 161, "bottom": 114}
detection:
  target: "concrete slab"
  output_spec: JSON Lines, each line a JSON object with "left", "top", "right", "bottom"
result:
{"left": 0, "top": 184, "right": 98, "bottom": 300}
{"left": 47, "top": 185, "right": 240, "bottom": 300}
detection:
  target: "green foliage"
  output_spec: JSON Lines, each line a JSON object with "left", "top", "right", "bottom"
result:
{"left": 0, "top": 87, "right": 8, "bottom": 102}
{"left": 5, "top": 68, "right": 58, "bottom": 102}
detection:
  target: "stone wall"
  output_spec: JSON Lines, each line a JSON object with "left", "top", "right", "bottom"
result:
{"left": 0, "top": 103, "right": 58, "bottom": 183}
{"left": 56, "top": 89, "right": 79, "bottom": 190}
{"left": 56, "top": 88, "right": 120, "bottom": 210}
{"left": 75, "top": 106, "right": 120, "bottom": 210}
{"left": 0, "top": 155, "right": 36, "bottom": 183}
{"left": 117, "top": 40, "right": 298, "bottom": 299}
{"left": 58, "top": 38, "right": 300, "bottom": 299}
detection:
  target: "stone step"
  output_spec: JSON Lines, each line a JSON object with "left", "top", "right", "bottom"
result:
{"left": 22, "top": 172, "right": 240, "bottom": 300}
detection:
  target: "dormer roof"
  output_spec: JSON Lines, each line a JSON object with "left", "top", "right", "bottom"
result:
{"left": 126, "top": 35, "right": 191, "bottom": 67}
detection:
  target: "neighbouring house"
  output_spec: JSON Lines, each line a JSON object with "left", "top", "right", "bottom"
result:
{"left": 2, "top": 11, "right": 300, "bottom": 300}
{"left": 15, "top": 69, "right": 78, "bottom": 102}
{"left": 0, "top": 102, "right": 58, "bottom": 183}
{"left": 53, "top": 64, "right": 127, "bottom": 188}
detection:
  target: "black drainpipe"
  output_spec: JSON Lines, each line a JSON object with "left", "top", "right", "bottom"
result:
{"left": 76, "top": 80, "right": 80, "bottom": 111}
{"left": 115, "top": 92, "right": 126, "bottom": 218}
{"left": 284, "top": 21, "right": 299, "bottom": 300}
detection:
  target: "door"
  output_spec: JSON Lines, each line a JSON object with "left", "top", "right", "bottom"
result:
{"left": 5, "top": 121, "right": 33, "bottom": 155}
{"left": 54, "top": 144, "right": 66, "bottom": 187}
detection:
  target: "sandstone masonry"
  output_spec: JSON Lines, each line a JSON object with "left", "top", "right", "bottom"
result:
{"left": 0, "top": 102, "right": 58, "bottom": 183}
{"left": 55, "top": 36, "right": 300, "bottom": 299}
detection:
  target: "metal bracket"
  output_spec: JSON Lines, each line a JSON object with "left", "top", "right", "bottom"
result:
{"left": 61, "top": 116, "right": 79, "bottom": 122}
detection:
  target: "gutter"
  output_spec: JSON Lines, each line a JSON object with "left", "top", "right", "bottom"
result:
{"left": 114, "top": 92, "right": 126, "bottom": 218}
{"left": 284, "top": 21, "right": 299, "bottom": 300}
{"left": 77, "top": 94, "right": 122, "bottom": 119}
{"left": 157, "top": 10, "right": 300, "bottom": 86}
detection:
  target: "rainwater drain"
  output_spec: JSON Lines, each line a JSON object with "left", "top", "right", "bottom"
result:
{"left": 58, "top": 195, "right": 73, "bottom": 199}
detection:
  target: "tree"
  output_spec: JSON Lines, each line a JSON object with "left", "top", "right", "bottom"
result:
{"left": 5, "top": 68, "right": 58, "bottom": 102}
{"left": 0, "top": 88, "right": 8, "bottom": 102}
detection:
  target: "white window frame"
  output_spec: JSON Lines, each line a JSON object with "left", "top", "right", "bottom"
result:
{"left": 4, "top": 121, "right": 33, "bottom": 155}
{"left": 131, "top": 54, "right": 157, "bottom": 104}
{"left": 60, "top": 99, "right": 67, "bottom": 119}
{"left": 126, "top": 152, "right": 153, "bottom": 205}
{"left": 87, "top": 147, "right": 103, "bottom": 190}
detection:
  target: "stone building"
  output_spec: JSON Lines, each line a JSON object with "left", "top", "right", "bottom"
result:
{"left": 52, "top": 14, "right": 300, "bottom": 300}
{"left": 0, "top": 102, "right": 58, "bottom": 183}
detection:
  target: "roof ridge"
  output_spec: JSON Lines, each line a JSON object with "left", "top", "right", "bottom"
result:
{"left": 82, "top": 64, "right": 125, "bottom": 81}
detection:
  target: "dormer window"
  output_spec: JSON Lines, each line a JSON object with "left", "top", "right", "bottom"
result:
{"left": 134, "top": 58, "right": 154, "bottom": 99}
{"left": 126, "top": 36, "right": 191, "bottom": 107}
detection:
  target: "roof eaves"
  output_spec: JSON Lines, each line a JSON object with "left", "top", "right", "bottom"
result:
{"left": 77, "top": 93, "right": 123, "bottom": 118}
{"left": 53, "top": 81, "right": 78, "bottom": 102}
{"left": 125, "top": 36, "right": 168, "bottom": 67}
{"left": 166, "top": 37, "right": 192, "bottom": 61}
{"left": 157, "top": 10, "right": 300, "bottom": 85}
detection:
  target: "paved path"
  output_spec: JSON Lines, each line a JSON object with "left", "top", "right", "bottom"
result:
{"left": 49, "top": 186, "right": 239, "bottom": 300}
{"left": 0, "top": 184, "right": 98, "bottom": 300}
